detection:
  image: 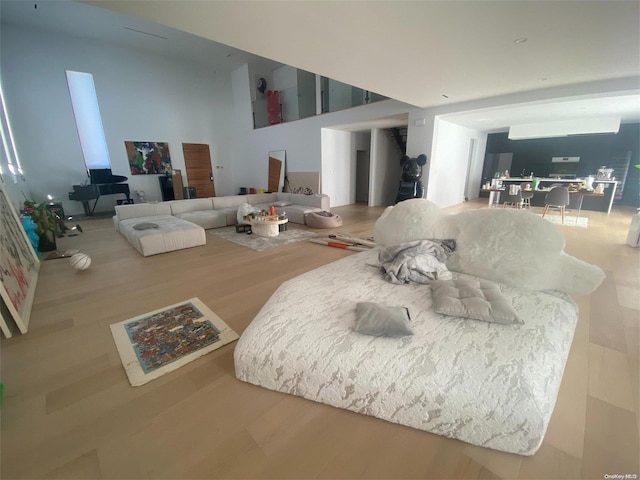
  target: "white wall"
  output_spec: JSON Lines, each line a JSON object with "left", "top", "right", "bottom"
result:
{"left": 247, "top": 65, "right": 273, "bottom": 128}
{"left": 328, "top": 79, "right": 354, "bottom": 112}
{"left": 353, "top": 131, "right": 371, "bottom": 203}
{"left": 0, "top": 21, "right": 491, "bottom": 214}
{"left": 230, "top": 65, "right": 416, "bottom": 199}
{"left": 272, "top": 65, "right": 297, "bottom": 90}
{"left": 321, "top": 129, "right": 399, "bottom": 208}
{"left": 320, "top": 128, "right": 353, "bottom": 207}
{"left": 272, "top": 65, "right": 298, "bottom": 122}
{"left": 297, "top": 70, "right": 317, "bottom": 120}
{"left": 427, "top": 119, "right": 487, "bottom": 207}
{"left": 354, "top": 131, "right": 371, "bottom": 151}
{"left": 9, "top": 19, "right": 622, "bottom": 214}
{"left": 355, "top": 150, "right": 370, "bottom": 203}
{"left": 404, "top": 77, "right": 638, "bottom": 208}
{"left": 0, "top": 176, "right": 31, "bottom": 215}
{"left": 1, "top": 24, "right": 231, "bottom": 215}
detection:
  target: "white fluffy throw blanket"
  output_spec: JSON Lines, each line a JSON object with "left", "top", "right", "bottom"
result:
{"left": 373, "top": 199, "right": 605, "bottom": 295}
{"left": 378, "top": 239, "right": 454, "bottom": 284}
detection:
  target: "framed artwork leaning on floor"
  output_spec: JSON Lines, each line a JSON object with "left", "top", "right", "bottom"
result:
{"left": 0, "top": 179, "right": 40, "bottom": 337}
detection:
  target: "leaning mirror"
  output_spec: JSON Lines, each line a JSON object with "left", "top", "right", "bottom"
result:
{"left": 268, "top": 150, "right": 286, "bottom": 193}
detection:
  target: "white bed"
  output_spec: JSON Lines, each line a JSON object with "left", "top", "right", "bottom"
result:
{"left": 234, "top": 250, "right": 578, "bottom": 455}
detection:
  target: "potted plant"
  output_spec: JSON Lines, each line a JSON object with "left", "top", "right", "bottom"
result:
{"left": 22, "top": 200, "right": 58, "bottom": 252}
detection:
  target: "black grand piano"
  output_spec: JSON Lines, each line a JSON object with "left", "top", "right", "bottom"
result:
{"left": 69, "top": 168, "right": 131, "bottom": 216}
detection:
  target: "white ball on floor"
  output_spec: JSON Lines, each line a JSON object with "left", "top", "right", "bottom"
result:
{"left": 70, "top": 253, "right": 91, "bottom": 271}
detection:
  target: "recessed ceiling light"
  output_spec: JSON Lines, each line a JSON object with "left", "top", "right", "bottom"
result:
{"left": 514, "top": 37, "right": 528, "bottom": 44}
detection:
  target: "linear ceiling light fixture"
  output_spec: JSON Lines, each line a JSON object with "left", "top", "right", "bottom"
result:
{"left": 123, "top": 27, "right": 168, "bottom": 40}
{"left": 508, "top": 116, "right": 621, "bottom": 140}
{"left": 0, "top": 80, "right": 24, "bottom": 180}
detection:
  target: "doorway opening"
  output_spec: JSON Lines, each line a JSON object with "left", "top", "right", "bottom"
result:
{"left": 182, "top": 143, "right": 215, "bottom": 198}
{"left": 355, "top": 150, "right": 370, "bottom": 204}
{"left": 463, "top": 138, "right": 477, "bottom": 201}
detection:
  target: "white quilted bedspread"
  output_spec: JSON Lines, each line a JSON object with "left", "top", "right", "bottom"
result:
{"left": 234, "top": 250, "right": 578, "bottom": 455}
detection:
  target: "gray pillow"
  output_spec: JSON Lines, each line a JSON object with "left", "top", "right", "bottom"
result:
{"left": 133, "top": 222, "right": 159, "bottom": 230}
{"left": 431, "top": 277, "right": 523, "bottom": 325}
{"left": 354, "top": 302, "right": 414, "bottom": 337}
{"left": 273, "top": 200, "right": 292, "bottom": 207}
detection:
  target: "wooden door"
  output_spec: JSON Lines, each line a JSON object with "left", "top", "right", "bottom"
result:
{"left": 182, "top": 143, "right": 216, "bottom": 198}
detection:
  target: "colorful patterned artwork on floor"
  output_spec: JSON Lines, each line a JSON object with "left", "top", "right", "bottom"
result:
{"left": 124, "top": 302, "right": 220, "bottom": 374}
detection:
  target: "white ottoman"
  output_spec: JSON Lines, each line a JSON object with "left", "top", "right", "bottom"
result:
{"left": 119, "top": 215, "right": 206, "bottom": 256}
{"left": 249, "top": 217, "right": 288, "bottom": 237}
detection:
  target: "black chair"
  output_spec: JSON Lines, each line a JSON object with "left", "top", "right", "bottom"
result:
{"left": 542, "top": 187, "right": 570, "bottom": 224}
{"left": 501, "top": 184, "right": 522, "bottom": 208}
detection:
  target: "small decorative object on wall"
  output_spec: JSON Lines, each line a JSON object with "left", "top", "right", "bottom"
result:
{"left": 257, "top": 77, "right": 267, "bottom": 94}
{"left": 110, "top": 298, "right": 239, "bottom": 386}
{"left": 0, "top": 180, "right": 40, "bottom": 338}
{"left": 125, "top": 141, "right": 172, "bottom": 175}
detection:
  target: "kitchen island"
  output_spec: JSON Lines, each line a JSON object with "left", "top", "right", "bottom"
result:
{"left": 484, "top": 177, "right": 617, "bottom": 214}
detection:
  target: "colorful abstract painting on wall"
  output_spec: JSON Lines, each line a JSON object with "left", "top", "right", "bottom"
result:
{"left": 125, "top": 141, "right": 172, "bottom": 175}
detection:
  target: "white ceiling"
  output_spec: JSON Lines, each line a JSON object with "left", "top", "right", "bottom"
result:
{"left": 0, "top": 0, "right": 284, "bottom": 76}
{"left": 83, "top": 0, "right": 640, "bottom": 107}
{"left": 2, "top": 0, "right": 639, "bottom": 132}
{"left": 442, "top": 93, "right": 640, "bottom": 132}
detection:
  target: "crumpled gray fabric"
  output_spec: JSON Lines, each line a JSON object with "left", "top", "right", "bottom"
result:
{"left": 378, "top": 239, "right": 456, "bottom": 284}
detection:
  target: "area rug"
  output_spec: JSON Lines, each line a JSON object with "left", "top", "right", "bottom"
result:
{"left": 209, "top": 226, "right": 316, "bottom": 251}
{"left": 536, "top": 213, "right": 588, "bottom": 228}
{"left": 110, "top": 298, "right": 238, "bottom": 386}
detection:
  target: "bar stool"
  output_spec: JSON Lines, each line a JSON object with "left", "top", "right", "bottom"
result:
{"left": 520, "top": 183, "right": 534, "bottom": 209}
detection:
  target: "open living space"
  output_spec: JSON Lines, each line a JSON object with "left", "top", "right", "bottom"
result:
{"left": 0, "top": 1, "right": 639, "bottom": 479}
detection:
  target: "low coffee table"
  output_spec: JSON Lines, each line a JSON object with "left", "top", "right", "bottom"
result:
{"left": 249, "top": 216, "right": 288, "bottom": 237}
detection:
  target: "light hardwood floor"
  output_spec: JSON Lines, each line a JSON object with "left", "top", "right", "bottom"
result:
{"left": 1, "top": 200, "right": 638, "bottom": 479}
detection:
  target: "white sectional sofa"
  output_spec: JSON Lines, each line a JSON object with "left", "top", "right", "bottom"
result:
{"left": 113, "top": 192, "right": 330, "bottom": 256}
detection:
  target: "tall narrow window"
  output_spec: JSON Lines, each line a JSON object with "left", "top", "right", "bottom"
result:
{"left": 65, "top": 70, "right": 111, "bottom": 171}
{"left": 0, "top": 79, "right": 24, "bottom": 182}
